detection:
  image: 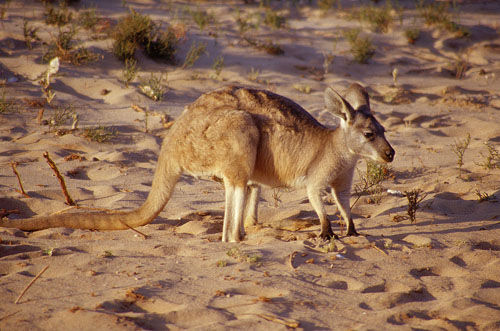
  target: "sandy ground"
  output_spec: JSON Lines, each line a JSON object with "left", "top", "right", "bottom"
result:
{"left": 1, "top": 0, "right": 500, "bottom": 330}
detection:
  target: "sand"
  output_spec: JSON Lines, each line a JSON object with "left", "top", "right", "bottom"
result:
{"left": 1, "top": 0, "right": 499, "bottom": 330}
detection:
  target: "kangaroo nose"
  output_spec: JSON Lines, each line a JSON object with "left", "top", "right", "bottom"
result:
{"left": 385, "top": 147, "right": 395, "bottom": 162}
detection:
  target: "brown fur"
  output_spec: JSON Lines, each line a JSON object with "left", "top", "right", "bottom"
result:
{"left": 1, "top": 85, "right": 394, "bottom": 242}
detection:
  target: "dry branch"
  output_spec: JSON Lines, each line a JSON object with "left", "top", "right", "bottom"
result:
{"left": 118, "top": 219, "right": 149, "bottom": 239}
{"left": 15, "top": 265, "right": 49, "bottom": 304}
{"left": 10, "top": 162, "right": 30, "bottom": 198}
{"left": 43, "top": 151, "right": 76, "bottom": 206}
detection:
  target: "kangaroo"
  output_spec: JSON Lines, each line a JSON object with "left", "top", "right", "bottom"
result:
{"left": 1, "top": 84, "right": 394, "bottom": 242}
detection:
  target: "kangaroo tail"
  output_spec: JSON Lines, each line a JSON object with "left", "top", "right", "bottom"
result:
{"left": 1, "top": 154, "right": 181, "bottom": 231}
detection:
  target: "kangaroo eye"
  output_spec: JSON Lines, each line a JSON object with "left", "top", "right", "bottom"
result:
{"left": 364, "top": 132, "right": 374, "bottom": 139}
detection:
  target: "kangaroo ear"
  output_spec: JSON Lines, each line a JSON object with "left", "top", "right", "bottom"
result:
{"left": 324, "top": 86, "right": 355, "bottom": 123}
{"left": 344, "top": 83, "right": 371, "bottom": 114}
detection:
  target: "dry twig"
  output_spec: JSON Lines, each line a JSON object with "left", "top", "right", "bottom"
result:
{"left": 288, "top": 251, "right": 298, "bottom": 270}
{"left": 118, "top": 219, "right": 149, "bottom": 239}
{"left": 15, "top": 265, "right": 49, "bottom": 304}
{"left": 43, "top": 151, "right": 76, "bottom": 206}
{"left": 10, "top": 162, "right": 30, "bottom": 198}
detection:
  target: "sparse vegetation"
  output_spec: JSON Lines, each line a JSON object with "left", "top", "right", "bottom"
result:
{"left": 42, "top": 25, "right": 99, "bottom": 65}
{"left": 417, "top": 0, "right": 469, "bottom": 38}
{"left": 182, "top": 41, "right": 207, "bottom": 69}
{"left": 452, "top": 133, "right": 471, "bottom": 179}
{"left": 189, "top": 8, "right": 214, "bottom": 31}
{"left": 211, "top": 55, "right": 224, "bottom": 79}
{"left": 139, "top": 73, "right": 166, "bottom": 101}
{"left": 264, "top": 8, "right": 286, "bottom": 29}
{"left": 404, "top": 189, "right": 427, "bottom": 223}
{"left": 244, "top": 37, "right": 284, "bottom": 56}
{"left": 226, "top": 247, "right": 262, "bottom": 264}
{"left": 83, "top": 126, "right": 117, "bottom": 143}
{"left": 318, "top": 0, "right": 341, "bottom": 14}
{"left": 354, "top": 3, "right": 393, "bottom": 33}
{"left": 0, "top": 88, "right": 17, "bottom": 113}
{"left": 112, "top": 9, "right": 177, "bottom": 63}
{"left": 122, "top": 58, "right": 138, "bottom": 88}
{"left": 48, "top": 105, "right": 74, "bottom": 132}
{"left": 477, "top": 142, "right": 500, "bottom": 170}
{"left": 344, "top": 29, "right": 375, "bottom": 64}
{"left": 78, "top": 6, "right": 100, "bottom": 31}
{"left": 353, "top": 160, "right": 391, "bottom": 206}
{"left": 475, "top": 189, "right": 493, "bottom": 203}
{"left": 404, "top": 28, "right": 420, "bottom": 44}
{"left": 23, "top": 20, "right": 40, "bottom": 50}
{"left": 44, "top": 2, "right": 73, "bottom": 26}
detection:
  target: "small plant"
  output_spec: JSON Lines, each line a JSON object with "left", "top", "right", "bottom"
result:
{"left": 182, "top": 41, "right": 207, "bottom": 69}
{"left": 39, "top": 57, "right": 60, "bottom": 105}
{"left": 475, "top": 189, "right": 492, "bottom": 203}
{"left": 139, "top": 73, "right": 166, "bottom": 101}
{"left": 102, "top": 250, "right": 114, "bottom": 258}
{"left": 404, "top": 28, "right": 420, "bottom": 44}
{"left": 271, "top": 188, "right": 282, "bottom": 207}
{"left": 211, "top": 55, "right": 224, "bottom": 79}
{"left": 293, "top": 84, "right": 311, "bottom": 94}
{"left": 48, "top": 105, "right": 74, "bottom": 132}
{"left": 0, "top": 88, "right": 17, "bottom": 113}
{"left": 122, "top": 58, "right": 138, "bottom": 88}
{"left": 23, "top": 20, "right": 40, "bottom": 50}
{"left": 319, "top": 239, "right": 337, "bottom": 253}
{"left": 404, "top": 189, "right": 427, "bottom": 223}
{"left": 44, "top": 2, "right": 73, "bottom": 26}
{"left": 83, "top": 125, "right": 117, "bottom": 143}
{"left": 78, "top": 7, "right": 99, "bottom": 30}
{"left": 216, "top": 260, "right": 227, "bottom": 267}
{"left": 244, "top": 37, "right": 284, "bottom": 56}
{"left": 190, "top": 8, "right": 214, "bottom": 31}
{"left": 248, "top": 67, "right": 261, "bottom": 82}
{"left": 0, "top": 0, "right": 11, "bottom": 19}
{"left": 355, "top": 4, "right": 393, "bottom": 33}
{"left": 452, "top": 54, "right": 469, "bottom": 79}
{"left": 344, "top": 29, "right": 375, "bottom": 64}
{"left": 226, "top": 247, "right": 262, "bottom": 264}
{"left": 318, "top": 0, "right": 341, "bottom": 14}
{"left": 264, "top": 8, "right": 286, "bottom": 29}
{"left": 323, "top": 51, "right": 335, "bottom": 76}
{"left": 353, "top": 160, "right": 390, "bottom": 206}
{"left": 43, "top": 248, "right": 54, "bottom": 256}
{"left": 451, "top": 133, "right": 471, "bottom": 178}
{"left": 235, "top": 8, "right": 259, "bottom": 34}
{"left": 417, "top": 1, "right": 469, "bottom": 38}
{"left": 42, "top": 25, "right": 77, "bottom": 63}
{"left": 477, "top": 142, "right": 500, "bottom": 170}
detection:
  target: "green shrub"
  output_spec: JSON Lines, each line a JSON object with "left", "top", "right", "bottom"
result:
{"left": 112, "top": 9, "right": 177, "bottom": 63}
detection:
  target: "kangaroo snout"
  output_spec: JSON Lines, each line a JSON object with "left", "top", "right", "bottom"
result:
{"left": 383, "top": 145, "right": 395, "bottom": 163}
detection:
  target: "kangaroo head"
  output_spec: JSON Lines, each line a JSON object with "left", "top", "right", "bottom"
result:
{"left": 324, "top": 83, "right": 395, "bottom": 163}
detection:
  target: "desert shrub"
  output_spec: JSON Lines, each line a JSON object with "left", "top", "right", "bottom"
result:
{"left": 344, "top": 29, "right": 375, "bottom": 64}
{"left": 44, "top": 2, "right": 73, "bottom": 26}
{"left": 112, "top": 9, "right": 177, "bottom": 63}
{"left": 355, "top": 4, "right": 393, "bottom": 33}
{"left": 264, "top": 8, "right": 286, "bottom": 29}
{"left": 404, "top": 28, "right": 420, "bottom": 44}
{"left": 417, "top": 1, "right": 469, "bottom": 37}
